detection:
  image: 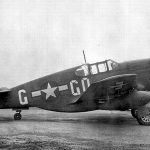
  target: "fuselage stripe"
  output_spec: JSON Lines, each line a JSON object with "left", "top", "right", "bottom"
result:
{"left": 58, "top": 85, "right": 68, "bottom": 91}
{"left": 32, "top": 91, "right": 41, "bottom": 97}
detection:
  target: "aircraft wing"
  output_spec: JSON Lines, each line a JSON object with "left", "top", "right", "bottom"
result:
{"left": 77, "top": 74, "right": 136, "bottom": 103}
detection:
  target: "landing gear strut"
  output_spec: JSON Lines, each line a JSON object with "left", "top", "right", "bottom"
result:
{"left": 14, "top": 110, "right": 22, "bottom": 120}
{"left": 131, "top": 109, "right": 137, "bottom": 118}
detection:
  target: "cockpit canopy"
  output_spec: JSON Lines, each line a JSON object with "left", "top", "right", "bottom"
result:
{"left": 75, "top": 59, "right": 118, "bottom": 77}
{"left": 75, "top": 64, "right": 89, "bottom": 76}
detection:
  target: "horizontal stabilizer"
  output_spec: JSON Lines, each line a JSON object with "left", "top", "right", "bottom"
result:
{"left": 0, "top": 87, "right": 11, "bottom": 93}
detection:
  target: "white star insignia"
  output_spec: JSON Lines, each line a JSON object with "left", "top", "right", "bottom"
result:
{"left": 42, "top": 83, "right": 57, "bottom": 100}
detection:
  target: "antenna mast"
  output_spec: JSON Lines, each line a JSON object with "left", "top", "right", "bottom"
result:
{"left": 83, "top": 50, "right": 87, "bottom": 64}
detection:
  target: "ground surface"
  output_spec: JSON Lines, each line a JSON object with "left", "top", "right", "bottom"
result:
{"left": 0, "top": 109, "right": 150, "bottom": 150}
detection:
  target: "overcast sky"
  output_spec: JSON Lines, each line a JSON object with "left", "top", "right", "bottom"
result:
{"left": 0, "top": 0, "right": 150, "bottom": 87}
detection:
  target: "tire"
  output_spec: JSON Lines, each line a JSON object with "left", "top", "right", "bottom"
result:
{"left": 136, "top": 114, "right": 150, "bottom": 126}
{"left": 14, "top": 113, "right": 22, "bottom": 120}
{"left": 131, "top": 109, "right": 137, "bottom": 118}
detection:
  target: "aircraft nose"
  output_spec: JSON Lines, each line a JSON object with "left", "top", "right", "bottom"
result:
{"left": 119, "top": 58, "right": 150, "bottom": 71}
{"left": 127, "top": 58, "right": 150, "bottom": 69}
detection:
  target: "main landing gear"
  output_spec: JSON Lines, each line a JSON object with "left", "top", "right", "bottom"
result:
{"left": 131, "top": 109, "right": 150, "bottom": 126}
{"left": 14, "top": 110, "right": 22, "bottom": 120}
{"left": 137, "top": 113, "right": 150, "bottom": 126}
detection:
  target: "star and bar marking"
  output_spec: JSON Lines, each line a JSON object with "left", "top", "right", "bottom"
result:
{"left": 18, "top": 78, "right": 90, "bottom": 105}
{"left": 31, "top": 83, "right": 68, "bottom": 100}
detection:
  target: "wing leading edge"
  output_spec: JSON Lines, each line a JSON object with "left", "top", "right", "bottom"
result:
{"left": 75, "top": 74, "right": 137, "bottom": 104}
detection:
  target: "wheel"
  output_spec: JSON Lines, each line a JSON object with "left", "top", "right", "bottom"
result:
{"left": 131, "top": 109, "right": 137, "bottom": 118}
{"left": 136, "top": 114, "right": 150, "bottom": 126}
{"left": 14, "top": 113, "right": 22, "bottom": 120}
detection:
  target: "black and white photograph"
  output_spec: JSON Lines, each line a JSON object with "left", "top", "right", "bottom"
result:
{"left": 0, "top": 0, "right": 150, "bottom": 149}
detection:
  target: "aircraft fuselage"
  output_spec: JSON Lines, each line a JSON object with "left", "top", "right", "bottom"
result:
{"left": 2, "top": 58, "right": 150, "bottom": 113}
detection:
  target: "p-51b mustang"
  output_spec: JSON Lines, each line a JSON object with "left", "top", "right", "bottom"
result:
{"left": 1, "top": 58, "right": 150, "bottom": 125}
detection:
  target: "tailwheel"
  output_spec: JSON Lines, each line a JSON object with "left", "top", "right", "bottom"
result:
{"left": 131, "top": 109, "right": 137, "bottom": 118}
{"left": 137, "top": 114, "right": 150, "bottom": 126}
{"left": 14, "top": 112, "right": 22, "bottom": 120}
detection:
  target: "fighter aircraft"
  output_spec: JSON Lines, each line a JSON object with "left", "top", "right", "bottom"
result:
{"left": 1, "top": 57, "right": 150, "bottom": 125}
